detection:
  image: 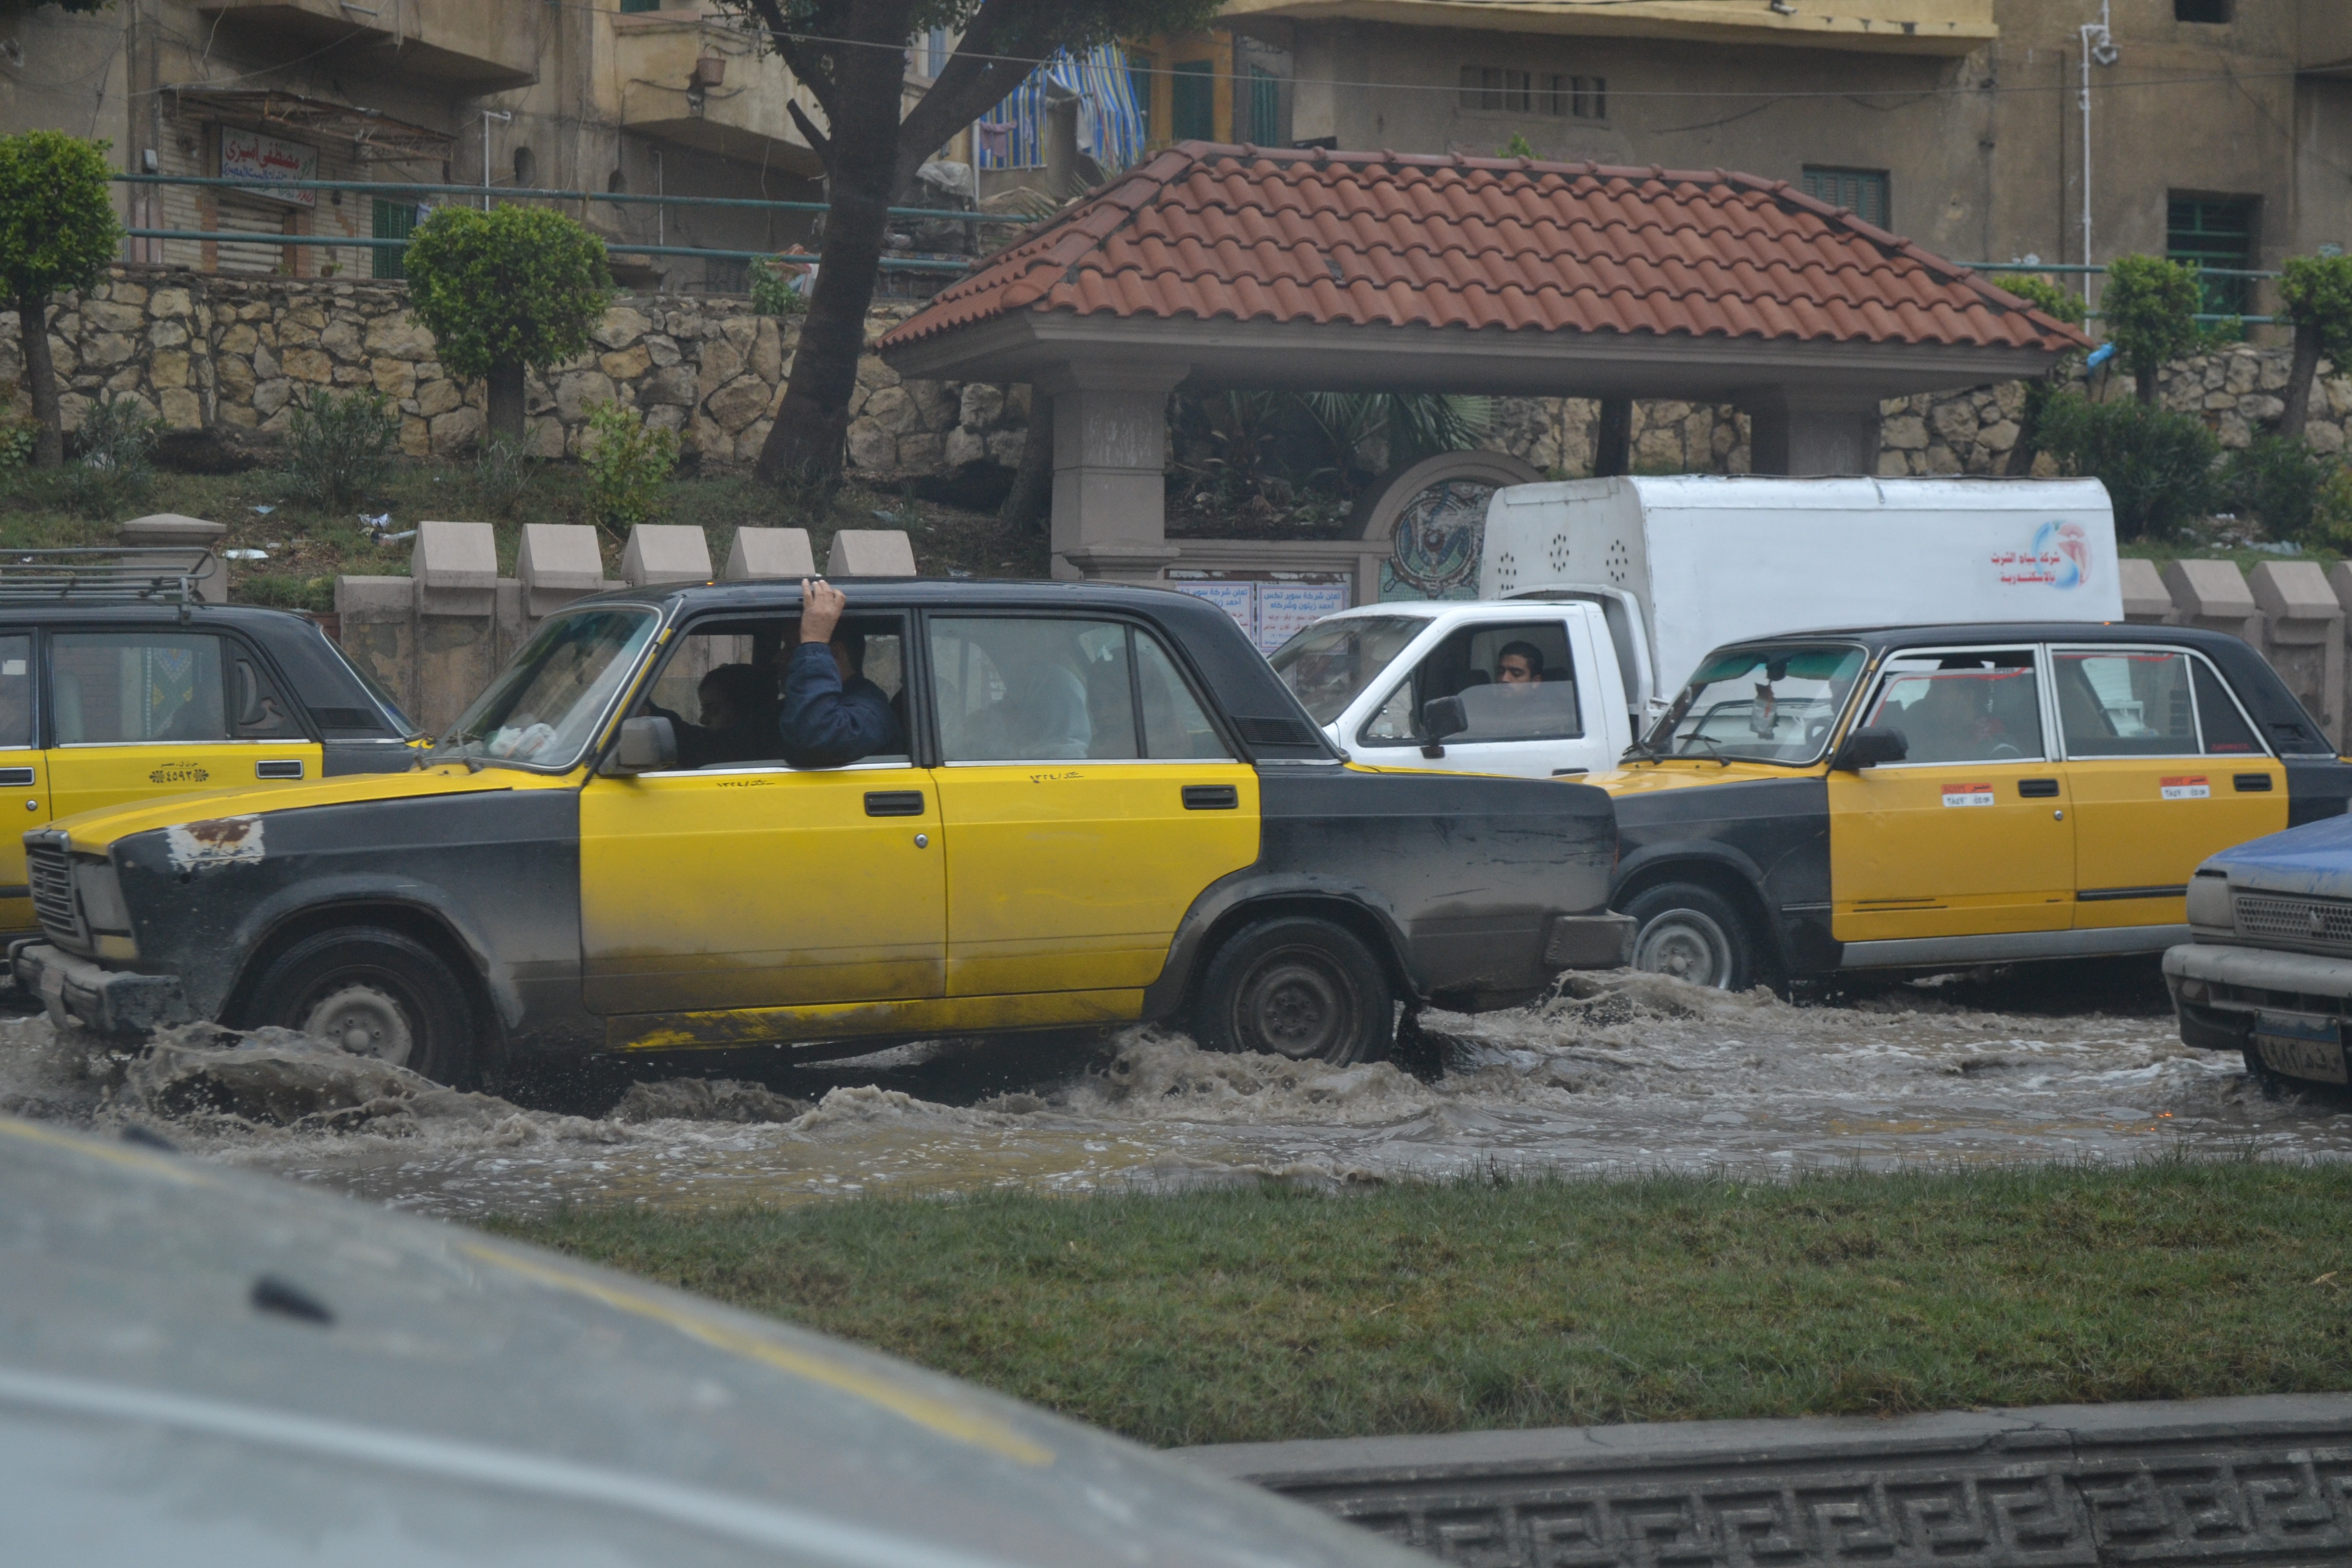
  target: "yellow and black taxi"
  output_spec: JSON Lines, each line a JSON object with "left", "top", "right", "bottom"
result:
{"left": 0, "top": 565, "right": 419, "bottom": 941}
{"left": 1595, "top": 621, "right": 2352, "bottom": 989}
{"left": 12, "top": 579, "right": 1628, "bottom": 1083}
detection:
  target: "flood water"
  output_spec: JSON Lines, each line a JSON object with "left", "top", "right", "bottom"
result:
{"left": 8, "top": 961, "right": 2352, "bottom": 1220}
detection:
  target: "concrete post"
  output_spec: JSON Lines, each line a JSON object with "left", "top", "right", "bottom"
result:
{"left": 2119, "top": 558, "right": 2174, "bottom": 624}
{"left": 2162, "top": 559, "right": 2264, "bottom": 647}
{"left": 410, "top": 522, "right": 501, "bottom": 736}
{"left": 518, "top": 523, "right": 608, "bottom": 618}
{"left": 825, "top": 529, "right": 917, "bottom": 577}
{"left": 724, "top": 527, "right": 816, "bottom": 580}
{"left": 1735, "top": 387, "right": 1882, "bottom": 476}
{"left": 117, "top": 513, "right": 228, "bottom": 603}
{"left": 620, "top": 524, "right": 714, "bottom": 586}
{"left": 1038, "top": 360, "right": 1188, "bottom": 581}
{"left": 2248, "top": 560, "right": 2344, "bottom": 743}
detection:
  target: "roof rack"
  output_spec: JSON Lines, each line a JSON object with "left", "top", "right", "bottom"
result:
{"left": 0, "top": 548, "right": 216, "bottom": 614}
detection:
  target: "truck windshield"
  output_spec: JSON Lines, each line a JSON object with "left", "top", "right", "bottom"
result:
{"left": 435, "top": 608, "right": 661, "bottom": 772}
{"left": 1268, "top": 616, "right": 1427, "bottom": 727}
{"left": 1649, "top": 644, "right": 1867, "bottom": 765}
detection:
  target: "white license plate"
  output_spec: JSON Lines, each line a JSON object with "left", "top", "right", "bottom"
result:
{"left": 2257, "top": 1018, "right": 2349, "bottom": 1085}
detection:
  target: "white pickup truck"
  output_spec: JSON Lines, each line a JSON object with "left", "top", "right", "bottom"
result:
{"left": 1269, "top": 475, "right": 2123, "bottom": 779}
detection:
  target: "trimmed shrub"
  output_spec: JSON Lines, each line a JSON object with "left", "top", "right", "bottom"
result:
{"left": 2102, "top": 255, "right": 2204, "bottom": 405}
{"left": 283, "top": 386, "right": 398, "bottom": 511}
{"left": 65, "top": 394, "right": 157, "bottom": 516}
{"left": 403, "top": 206, "right": 612, "bottom": 440}
{"left": 583, "top": 401, "right": 679, "bottom": 536}
{"left": 2224, "top": 435, "right": 2339, "bottom": 543}
{"left": 2035, "top": 394, "right": 2220, "bottom": 540}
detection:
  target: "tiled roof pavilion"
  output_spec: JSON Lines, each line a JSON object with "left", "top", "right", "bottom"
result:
{"left": 881, "top": 144, "right": 2090, "bottom": 579}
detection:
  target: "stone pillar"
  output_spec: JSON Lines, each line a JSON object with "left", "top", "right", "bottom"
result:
{"left": 2162, "top": 559, "right": 2264, "bottom": 647}
{"left": 825, "top": 529, "right": 917, "bottom": 577}
{"left": 620, "top": 524, "right": 714, "bottom": 587}
{"left": 2250, "top": 560, "right": 2344, "bottom": 744}
{"left": 1736, "top": 388, "right": 1882, "bottom": 476}
{"left": 1039, "top": 360, "right": 1188, "bottom": 581}
{"left": 725, "top": 527, "right": 816, "bottom": 580}
{"left": 410, "top": 521, "right": 500, "bottom": 737}
{"left": 2118, "top": 558, "right": 2174, "bottom": 624}
{"left": 117, "top": 513, "right": 228, "bottom": 603}
{"left": 518, "top": 523, "right": 608, "bottom": 619}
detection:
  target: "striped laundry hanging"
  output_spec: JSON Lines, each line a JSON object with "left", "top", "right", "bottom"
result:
{"left": 971, "top": 44, "right": 1145, "bottom": 172}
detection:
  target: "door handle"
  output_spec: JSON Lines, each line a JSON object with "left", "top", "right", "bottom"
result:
{"left": 2018, "top": 778, "right": 2060, "bottom": 798}
{"left": 864, "top": 790, "right": 925, "bottom": 817}
{"left": 0, "top": 768, "right": 32, "bottom": 788}
{"left": 256, "top": 760, "right": 305, "bottom": 780}
{"left": 1182, "top": 785, "right": 1239, "bottom": 811}
{"left": 2234, "top": 773, "right": 2275, "bottom": 792}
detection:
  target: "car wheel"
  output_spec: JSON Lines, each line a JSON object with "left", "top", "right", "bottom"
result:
{"left": 244, "top": 925, "right": 479, "bottom": 1087}
{"left": 1191, "top": 916, "right": 1394, "bottom": 1066}
{"left": 1623, "top": 883, "right": 1754, "bottom": 991}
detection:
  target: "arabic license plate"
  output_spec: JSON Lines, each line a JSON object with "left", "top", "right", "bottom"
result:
{"left": 2256, "top": 1016, "right": 2349, "bottom": 1085}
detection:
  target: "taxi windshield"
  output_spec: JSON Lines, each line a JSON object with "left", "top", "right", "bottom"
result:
{"left": 1648, "top": 644, "right": 1867, "bottom": 765}
{"left": 435, "top": 608, "right": 660, "bottom": 772}
{"left": 1268, "top": 616, "right": 1426, "bottom": 727}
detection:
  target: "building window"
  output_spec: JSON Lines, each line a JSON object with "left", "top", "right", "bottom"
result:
{"left": 618, "top": 0, "right": 659, "bottom": 13}
{"left": 512, "top": 146, "right": 536, "bottom": 189}
{"left": 1170, "top": 59, "right": 1214, "bottom": 142}
{"left": 371, "top": 199, "right": 420, "bottom": 282}
{"left": 2169, "top": 195, "right": 2258, "bottom": 316}
{"left": 1802, "top": 165, "right": 1890, "bottom": 229}
{"left": 2174, "top": 0, "right": 2230, "bottom": 21}
{"left": 1456, "top": 68, "right": 1603, "bottom": 120}
{"left": 1247, "top": 64, "right": 1280, "bottom": 145}
{"left": 1126, "top": 51, "right": 1153, "bottom": 143}
{"left": 925, "top": 28, "right": 949, "bottom": 77}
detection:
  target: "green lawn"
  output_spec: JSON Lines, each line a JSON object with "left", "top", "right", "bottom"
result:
{"left": 492, "top": 1160, "right": 2352, "bottom": 1448}
{"left": 0, "top": 461, "right": 1044, "bottom": 609}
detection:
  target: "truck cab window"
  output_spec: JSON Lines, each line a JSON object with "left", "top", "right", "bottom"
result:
{"left": 1360, "top": 621, "right": 1579, "bottom": 746}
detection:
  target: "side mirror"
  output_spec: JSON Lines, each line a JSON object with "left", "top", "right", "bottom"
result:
{"left": 1419, "top": 695, "right": 1467, "bottom": 758}
{"left": 1832, "top": 725, "right": 1908, "bottom": 771}
{"left": 605, "top": 716, "right": 678, "bottom": 775}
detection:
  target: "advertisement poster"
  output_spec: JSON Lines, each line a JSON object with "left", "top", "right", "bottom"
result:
{"left": 1169, "top": 581, "right": 1257, "bottom": 640}
{"left": 1255, "top": 583, "right": 1349, "bottom": 654}
{"left": 221, "top": 131, "right": 318, "bottom": 207}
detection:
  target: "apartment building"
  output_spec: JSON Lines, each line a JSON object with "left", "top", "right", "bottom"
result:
{"left": 0, "top": 0, "right": 835, "bottom": 288}
{"left": 1218, "top": 0, "right": 2352, "bottom": 315}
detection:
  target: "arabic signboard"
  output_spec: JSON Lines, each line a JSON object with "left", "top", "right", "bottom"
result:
{"left": 1167, "top": 574, "right": 1353, "bottom": 655}
{"left": 220, "top": 131, "right": 317, "bottom": 208}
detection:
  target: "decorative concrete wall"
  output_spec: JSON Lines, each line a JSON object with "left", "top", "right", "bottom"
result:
{"left": 7, "top": 270, "right": 2348, "bottom": 492}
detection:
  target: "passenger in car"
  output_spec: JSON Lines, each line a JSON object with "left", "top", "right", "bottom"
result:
{"left": 1495, "top": 641, "right": 1546, "bottom": 689}
{"left": 779, "top": 579, "right": 904, "bottom": 766}
{"left": 651, "top": 663, "right": 782, "bottom": 769}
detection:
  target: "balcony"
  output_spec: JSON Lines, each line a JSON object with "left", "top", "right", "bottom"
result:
{"left": 612, "top": 16, "right": 824, "bottom": 176}
{"left": 1220, "top": 0, "right": 1996, "bottom": 56}
{"left": 194, "top": 0, "right": 537, "bottom": 90}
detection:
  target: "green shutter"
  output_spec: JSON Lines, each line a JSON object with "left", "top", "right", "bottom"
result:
{"left": 371, "top": 199, "right": 420, "bottom": 282}
{"left": 2167, "top": 197, "right": 2257, "bottom": 317}
{"left": 1248, "top": 65, "right": 1279, "bottom": 146}
{"left": 1171, "top": 60, "right": 1214, "bottom": 143}
{"left": 1800, "top": 165, "right": 1890, "bottom": 231}
{"left": 1126, "top": 53, "right": 1153, "bottom": 143}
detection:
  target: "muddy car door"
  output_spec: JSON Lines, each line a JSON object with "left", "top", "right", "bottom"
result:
{"left": 44, "top": 629, "right": 322, "bottom": 821}
{"left": 578, "top": 612, "right": 947, "bottom": 1016}
{"left": 925, "top": 614, "right": 1258, "bottom": 1010}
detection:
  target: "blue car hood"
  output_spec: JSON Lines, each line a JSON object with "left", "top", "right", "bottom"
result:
{"left": 2207, "top": 811, "right": 2352, "bottom": 895}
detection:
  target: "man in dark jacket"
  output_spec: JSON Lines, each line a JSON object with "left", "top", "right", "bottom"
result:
{"left": 779, "top": 578, "right": 904, "bottom": 766}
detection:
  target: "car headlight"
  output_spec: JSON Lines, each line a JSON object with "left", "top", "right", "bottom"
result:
{"left": 2186, "top": 871, "right": 2232, "bottom": 932}
{"left": 72, "top": 858, "right": 130, "bottom": 935}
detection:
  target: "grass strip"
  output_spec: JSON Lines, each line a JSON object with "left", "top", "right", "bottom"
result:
{"left": 489, "top": 1160, "right": 2352, "bottom": 1448}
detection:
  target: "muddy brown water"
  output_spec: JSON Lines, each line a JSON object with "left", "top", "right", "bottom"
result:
{"left": 7, "top": 962, "right": 2352, "bottom": 1220}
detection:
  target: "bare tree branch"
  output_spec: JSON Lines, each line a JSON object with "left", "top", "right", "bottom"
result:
{"left": 787, "top": 98, "right": 834, "bottom": 167}
{"left": 734, "top": 0, "right": 841, "bottom": 119}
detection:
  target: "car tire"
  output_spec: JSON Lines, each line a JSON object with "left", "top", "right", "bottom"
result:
{"left": 243, "top": 925, "right": 480, "bottom": 1087}
{"left": 1623, "top": 882, "right": 1755, "bottom": 991}
{"left": 1191, "top": 916, "right": 1394, "bottom": 1066}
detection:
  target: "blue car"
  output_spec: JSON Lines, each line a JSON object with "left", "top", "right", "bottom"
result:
{"left": 2167, "top": 812, "right": 2352, "bottom": 1087}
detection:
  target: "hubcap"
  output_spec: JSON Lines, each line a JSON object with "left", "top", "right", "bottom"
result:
{"left": 301, "top": 983, "right": 415, "bottom": 1069}
{"left": 1632, "top": 910, "right": 1733, "bottom": 989}
{"left": 1241, "top": 949, "right": 1351, "bottom": 1060}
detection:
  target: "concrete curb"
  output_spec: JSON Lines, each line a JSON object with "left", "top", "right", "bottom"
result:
{"left": 1172, "top": 1394, "right": 2352, "bottom": 1566}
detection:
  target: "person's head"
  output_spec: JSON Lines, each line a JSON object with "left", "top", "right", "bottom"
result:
{"left": 698, "top": 663, "right": 775, "bottom": 731}
{"left": 1496, "top": 642, "right": 1545, "bottom": 687}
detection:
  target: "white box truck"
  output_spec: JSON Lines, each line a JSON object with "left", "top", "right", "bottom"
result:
{"left": 1267, "top": 476, "right": 2120, "bottom": 782}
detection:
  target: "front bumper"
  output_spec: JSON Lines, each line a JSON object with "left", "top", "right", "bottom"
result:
{"left": 11, "top": 941, "right": 191, "bottom": 1037}
{"left": 1545, "top": 912, "right": 1638, "bottom": 970}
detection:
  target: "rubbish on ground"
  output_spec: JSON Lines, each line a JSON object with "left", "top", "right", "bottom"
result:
{"left": 380, "top": 529, "right": 417, "bottom": 544}
{"left": 2250, "top": 541, "right": 2303, "bottom": 556}
{"left": 222, "top": 548, "right": 268, "bottom": 560}
{"left": 250, "top": 504, "right": 275, "bottom": 516}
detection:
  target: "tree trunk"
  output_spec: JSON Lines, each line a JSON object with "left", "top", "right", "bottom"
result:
{"left": 2136, "top": 362, "right": 2160, "bottom": 407}
{"left": 1000, "top": 393, "right": 1052, "bottom": 530}
{"left": 2005, "top": 379, "right": 2050, "bottom": 476}
{"left": 756, "top": 36, "right": 909, "bottom": 487}
{"left": 19, "top": 292, "right": 61, "bottom": 469}
{"left": 487, "top": 358, "right": 526, "bottom": 444}
{"left": 1594, "top": 397, "right": 1632, "bottom": 477}
{"left": 2282, "top": 321, "right": 2323, "bottom": 440}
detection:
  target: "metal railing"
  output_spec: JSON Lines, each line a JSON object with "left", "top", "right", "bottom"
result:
{"left": 111, "top": 173, "right": 1012, "bottom": 276}
{"left": 1955, "top": 260, "right": 2281, "bottom": 326}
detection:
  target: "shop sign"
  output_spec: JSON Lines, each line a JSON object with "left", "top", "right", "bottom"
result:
{"left": 221, "top": 130, "right": 318, "bottom": 207}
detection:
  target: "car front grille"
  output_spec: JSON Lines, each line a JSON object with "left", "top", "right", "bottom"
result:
{"left": 26, "top": 840, "right": 83, "bottom": 948}
{"left": 2235, "top": 892, "right": 2352, "bottom": 952}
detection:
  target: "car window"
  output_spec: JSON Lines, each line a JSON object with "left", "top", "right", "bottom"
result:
{"left": 228, "top": 645, "right": 300, "bottom": 739}
{"left": 51, "top": 632, "right": 229, "bottom": 745}
{"left": 438, "top": 608, "right": 659, "bottom": 771}
{"left": 2191, "top": 659, "right": 2264, "bottom": 755}
{"left": 930, "top": 617, "right": 1230, "bottom": 763}
{"left": 630, "top": 615, "right": 910, "bottom": 770}
{"left": 0, "top": 635, "right": 31, "bottom": 749}
{"left": 1268, "top": 615, "right": 1425, "bottom": 727}
{"left": 2052, "top": 650, "right": 2199, "bottom": 757}
{"left": 1864, "top": 649, "right": 2045, "bottom": 765}
{"left": 1358, "top": 621, "right": 1578, "bottom": 747}
{"left": 1650, "top": 643, "right": 1866, "bottom": 765}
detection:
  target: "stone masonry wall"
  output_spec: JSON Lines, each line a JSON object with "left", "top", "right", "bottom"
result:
{"left": 7, "top": 269, "right": 2350, "bottom": 492}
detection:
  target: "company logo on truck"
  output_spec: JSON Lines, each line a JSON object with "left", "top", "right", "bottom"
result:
{"left": 1992, "top": 521, "right": 2094, "bottom": 589}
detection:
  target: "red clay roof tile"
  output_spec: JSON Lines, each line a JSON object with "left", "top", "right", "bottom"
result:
{"left": 883, "top": 144, "right": 2087, "bottom": 359}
